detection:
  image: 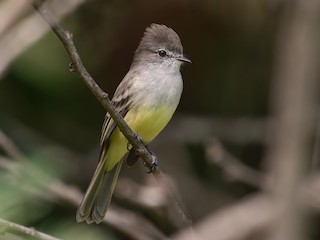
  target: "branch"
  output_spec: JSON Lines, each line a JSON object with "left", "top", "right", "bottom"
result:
{"left": 0, "top": 129, "right": 23, "bottom": 159}
{"left": 48, "top": 181, "right": 168, "bottom": 240}
{"left": 115, "top": 177, "right": 189, "bottom": 230}
{"left": 32, "top": 0, "right": 156, "bottom": 175}
{"left": 4, "top": 121, "right": 320, "bottom": 240}
{"left": 0, "top": 218, "right": 61, "bottom": 240}
{"left": 172, "top": 172, "right": 320, "bottom": 240}
{"left": 0, "top": 155, "right": 166, "bottom": 240}
{"left": 173, "top": 194, "right": 274, "bottom": 240}
{"left": 0, "top": 0, "right": 88, "bottom": 77}
{"left": 0, "top": 0, "right": 31, "bottom": 36}
{"left": 31, "top": 0, "right": 191, "bottom": 228}
{"left": 264, "top": 1, "right": 320, "bottom": 240}
{"left": 205, "top": 138, "right": 264, "bottom": 188}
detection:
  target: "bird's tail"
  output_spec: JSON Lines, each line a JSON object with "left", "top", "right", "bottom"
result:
{"left": 76, "top": 159, "right": 123, "bottom": 224}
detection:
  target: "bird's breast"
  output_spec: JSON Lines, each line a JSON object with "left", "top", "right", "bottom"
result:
{"left": 125, "top": 68, "right": 183, "bottom": 142}
{"left": 131, "top": 68, "right": 183, "bottom": 109}
{"left": 124, "top": 104, "right": 177, "bottom": 143}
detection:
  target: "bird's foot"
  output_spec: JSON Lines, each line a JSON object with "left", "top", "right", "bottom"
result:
{"left": 144, "top": 153, "right": 158, "bottom": 173}
{"left": 126, "top": 133, "right": 158, "bottom": 172}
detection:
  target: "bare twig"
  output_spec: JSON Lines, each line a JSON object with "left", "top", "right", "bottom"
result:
{"left": 31, "top": 0, "right": 191, "bottom": 228}
{"left": 205, "top": 138, "right": 264, "bottom": 188}
{"left": 32, "top": 0, "right": 157, "bottom": 175}
{"left": 0, "top": 218, "right": 61, "bottom": 240}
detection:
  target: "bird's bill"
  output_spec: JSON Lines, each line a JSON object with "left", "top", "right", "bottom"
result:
{"left": 176, "top": 54, "right": 191, "bottom": 64}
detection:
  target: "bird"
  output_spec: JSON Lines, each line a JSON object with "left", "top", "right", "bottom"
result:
{"left": 76, "top": 23, "right": 191, "bottom": 224}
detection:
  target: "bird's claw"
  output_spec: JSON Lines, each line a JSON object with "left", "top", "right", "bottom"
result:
{"left": 144, "top": 154, "right": 158, "bottom": 173}
{"left": 126, "top": 133, "right": 158, "bottom": 172}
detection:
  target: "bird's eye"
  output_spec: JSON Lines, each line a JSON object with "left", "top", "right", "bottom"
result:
{"left": 158, "top": 50, "right": 167, "bottom": 57}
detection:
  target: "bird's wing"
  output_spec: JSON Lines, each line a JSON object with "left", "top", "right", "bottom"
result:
{"left": 100, "top": 73, "right": 134, "bottom": 147}
{"left": 76, "top": 74, "right": 136, "bottom": 224}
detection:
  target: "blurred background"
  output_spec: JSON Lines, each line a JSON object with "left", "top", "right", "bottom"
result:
{"left": 0, "top": 0, "right": 320, "bottom": 240}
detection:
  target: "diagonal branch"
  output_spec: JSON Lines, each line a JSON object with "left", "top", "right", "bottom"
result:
{"left": 0, "top": 155, "right": 166, "bottom": 240}
{"left": 172, "top": 172, "right": 320, "bottom": 240}
{"left": 0, "top": 0, "right": 88, "bottom": 77}
{"left": 0, "top": 129, "right": 23, "bottom": 159}
{"left": 32, "top": 0, "right": 156, "bottom": 173}
{"left": 0, "top": 218, "right": 61, "bottom": 240}
{"left": 205, "top": 138, "right": 264, "bottom": 188}
{"left": 31, "top": 0, "right": 191, "bottom": 228}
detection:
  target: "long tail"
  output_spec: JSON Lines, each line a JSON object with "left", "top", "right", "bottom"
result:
{"left": 76, "top": 159, "right": 123, "bottom": 224}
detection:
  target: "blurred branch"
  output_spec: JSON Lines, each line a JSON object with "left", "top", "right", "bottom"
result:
{"left": 311, "top": 109, "right": 320, "bottom": 168}
{"left": 0, "top": 218, "right": 61, "bottom": 240}
{"left": 205, "top": 138, "right": 264, "bottom": 188}
{"left": 0, "top": 0, "right": 87, "bottom": 77}
{"left": 32, "top": 0, "right": 192, "bottom": 228}
{"left": 0, "top": 129, "right": 23, "bottom": 159}
{"left": 0, "top": 0, "right": 31, "bottom": 36}
{"left": 173, "top": 194, "right": 274, "bottom": 240}
{"left": 173, "top": 172, "right": 320, "bottom": 240}
{"left": 265, "top": 0, "right": 320, "bottom": 240}
{"left": 115, "top": 177, "right": 187, "bottom": 231}
{"left": 0, "top": 156, "right": 167, "bottom": 240}
{"left": 49, "top": 181, "right": 168, "bottom": 240}
{"left": 105, "top": 205, "right": 168, "bottom": 240}
{"left": 0, "top": 123, "right": 166, "bottom": 239}
{"left": 301, "top": 173, "right": 320, "bottom": 212}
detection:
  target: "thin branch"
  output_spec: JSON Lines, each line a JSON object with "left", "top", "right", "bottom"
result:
{"left": 4, "top": 127, "right": 320, "bottom": 240}
{"left": 172, "top": 172, "right": 320, "bottom": 240}
{"left": 0, "top": 0, "right": 87, "bottom": 77}
{"left": 49, "top": 182, "right": 168, "bottom": 240}
{"left": 0, "top": 218, "right": 61, "bottom": 240}
{"left": 115, "top": 177, "right": 190, "bottom": 230}
{"left": 0, "top": 129, "right": 23, "bottom": 159}
{"left": 205, "top": 138, "right": 264, "bottom": 188}
{"left": 31, "top": 0, "right": 191, "bottom": 228}
{"left": 0, "top": 156, "right": 167, "bottom": 240}
{"left": 12, "top": 149, "right": 318, "bottom": 240}
{"left": 32, "top": 0, "right": 156, "bottom": 174}
{"left": 173, "top": 194, "right": 275, "bottom": 240}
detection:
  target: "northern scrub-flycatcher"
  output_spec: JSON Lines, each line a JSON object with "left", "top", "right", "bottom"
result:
{"left": 76, "top": 23, "right": 190, "bottom": 224}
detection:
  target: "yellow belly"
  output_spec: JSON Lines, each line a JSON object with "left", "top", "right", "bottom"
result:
{"left": 104, "top": 105, "right": 176, "bottom": 171}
